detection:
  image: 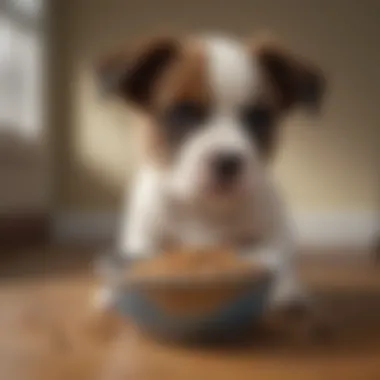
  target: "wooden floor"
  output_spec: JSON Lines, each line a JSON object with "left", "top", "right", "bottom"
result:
{"left": 1, "top": 246, "right": 380, "bottom": 380}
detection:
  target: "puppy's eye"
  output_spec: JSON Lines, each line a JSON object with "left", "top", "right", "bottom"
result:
{"left": 241, "top": 105, "right": 273, "bottom": 129}
{"left": 240, "top": 105, "right": 275, "bottom": 153}
{"left": 164, "top": 101, "right": 207, "bottom": 129}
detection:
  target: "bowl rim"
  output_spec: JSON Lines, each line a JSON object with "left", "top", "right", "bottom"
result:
{"left": 123, "top": 267, "right": 273, "bottom": 290}
{"left": 101, "top": 251, "right": 273, "bottom": 290}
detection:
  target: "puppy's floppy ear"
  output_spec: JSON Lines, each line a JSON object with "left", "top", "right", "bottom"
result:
{"left": 254, "top": 39, "right": 326, "bottom": 113}
{"left": 97, "top": 36, "right": 180, "bottom": 109}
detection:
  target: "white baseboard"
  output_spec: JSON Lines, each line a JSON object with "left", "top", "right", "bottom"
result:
{"left": 291, "top": 211, "right": 378, "bottom": 250}
{"left": 52, "top": 211, "right": 379, "bottom": 251}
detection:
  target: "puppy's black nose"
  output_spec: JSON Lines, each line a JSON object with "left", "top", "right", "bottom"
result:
{"left": 212, "top": 153, "right": 244, "bottom": 182}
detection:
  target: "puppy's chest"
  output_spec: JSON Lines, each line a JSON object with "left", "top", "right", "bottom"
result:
{"left": 162, "top": 205, "right": 269, "bottom": 249}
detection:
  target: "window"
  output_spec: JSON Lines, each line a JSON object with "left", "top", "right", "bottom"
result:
{"left": 0, "top": 0, "right": 44, "bottom": 140}
{"left": 12, "top": 0, "right": 42, "bottom": 18}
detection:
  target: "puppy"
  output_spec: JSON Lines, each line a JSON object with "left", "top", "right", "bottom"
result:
{"left": 95, "top": 33, "right": 326, "bottom": 327}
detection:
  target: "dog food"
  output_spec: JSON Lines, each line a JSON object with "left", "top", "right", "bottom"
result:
{"left": 127, "top": 247, "right": 261, "bottom": 281}
{"left": 124, "top": 248, "right": 266, "bottom": 316}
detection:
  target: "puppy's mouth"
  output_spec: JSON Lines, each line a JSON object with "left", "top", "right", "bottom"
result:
{"left": 203, "top": 178, "right": 248, "bottom": 199}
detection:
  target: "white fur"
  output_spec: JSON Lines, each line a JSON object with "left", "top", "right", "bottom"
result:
{"left": 204, "top": 36, "right": 258, "bottom": 107}
{"left": 95, "top": 36, "right": 309, "bottom": 311}
{"left": 165, "top": 37, "right": 263, "bottom": 206}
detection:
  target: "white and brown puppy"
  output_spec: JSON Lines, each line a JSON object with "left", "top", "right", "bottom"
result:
{"left": 96, "top": 33, "right": 326, "bottom": 320}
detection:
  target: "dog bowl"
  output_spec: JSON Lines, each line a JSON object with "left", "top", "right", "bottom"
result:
{"left": 114, "top": 256, "right": 274, "bottom": 343}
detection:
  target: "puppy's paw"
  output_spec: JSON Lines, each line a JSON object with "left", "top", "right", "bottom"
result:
{"left": 84, "top": 288, "right": 124, "bottom": 344}
{"left": 92, "top": 287, "right": 116, "bottom": 311}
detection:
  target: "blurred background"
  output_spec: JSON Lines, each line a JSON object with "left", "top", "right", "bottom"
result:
{"left": 1, "top": 0, "right": 379, "bottom": 251}
{"left": 0, "top": 1, "right": 380, "bottom": 379}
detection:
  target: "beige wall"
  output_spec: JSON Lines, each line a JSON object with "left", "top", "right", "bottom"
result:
{"left": 52, "top": 0, "right": 380, "bottom": 213}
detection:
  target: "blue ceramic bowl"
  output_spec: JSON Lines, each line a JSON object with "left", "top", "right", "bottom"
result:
{"left": 115, "top": 261, "right": 273, "bottom": 343}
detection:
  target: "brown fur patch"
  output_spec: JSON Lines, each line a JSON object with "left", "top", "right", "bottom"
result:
{"left": 153, "top": 40, "right": 210, "bottom": 108}
{"left": 143, "top": 40, "right": 210, "bottom": 165}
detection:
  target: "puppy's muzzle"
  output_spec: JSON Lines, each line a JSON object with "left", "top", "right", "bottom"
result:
{"left": 210, "top": 152, "right": 245, "bottom": 186}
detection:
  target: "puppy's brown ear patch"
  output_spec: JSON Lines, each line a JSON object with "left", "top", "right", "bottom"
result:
{"left": 254, "top": 40, "right": 326, "bottom": 113}
{"left": 97, "top": 37, "right": 180, "bottom": 109}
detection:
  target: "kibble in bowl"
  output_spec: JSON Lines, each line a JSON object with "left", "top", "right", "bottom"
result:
{"left": 115, "top": 248, "right": 273, "bottom": 342}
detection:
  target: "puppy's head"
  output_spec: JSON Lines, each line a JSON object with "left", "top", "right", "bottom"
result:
{"left": 98, "top": 34, "right": 325, "bottom": 206}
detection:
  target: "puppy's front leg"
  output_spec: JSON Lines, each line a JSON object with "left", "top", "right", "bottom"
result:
{"left": 88, "top": 211, "right": 161, "bottom": 341}
{"left": 242, "top": 240, "right": 309, "bottom": 311}
{"left": 93, "top": 169, "right": 165, "bottom": 310}
{"left": 243, "top": 242, "right": 332, "bottom": 341}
